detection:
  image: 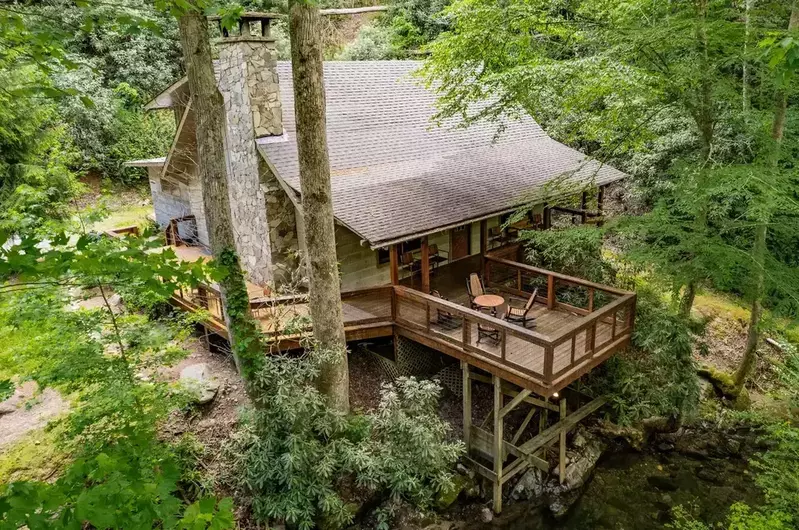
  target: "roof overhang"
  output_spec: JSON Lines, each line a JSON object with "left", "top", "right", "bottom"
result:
{"left": 145, "top": 77, "right": 188, "bottom": 110}
{"left": 124, "top": 157, "right": 167, "bottom": 168}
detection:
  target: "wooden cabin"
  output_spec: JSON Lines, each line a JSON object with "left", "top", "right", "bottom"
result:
{"left": 124, "top": 13, "right": 634, "bottom": 513}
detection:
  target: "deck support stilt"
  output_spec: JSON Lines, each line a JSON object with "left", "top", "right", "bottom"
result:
{"left": 559, "top": 396, "right": 568, "bottom": 484}
{"left": 492, "top": 375, "right": 504, "bottom": 513}
{"left": 462, "top": 361, "right": 471, "bottom": 454}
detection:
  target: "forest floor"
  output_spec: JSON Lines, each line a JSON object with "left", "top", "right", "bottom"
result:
{"left": 76, "top": 175, "right": 153, "bottom": 232}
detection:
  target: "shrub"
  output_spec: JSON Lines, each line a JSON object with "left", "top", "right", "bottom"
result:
{"left": 225, "top": 351, "right": 462, "bottom": 530}
{"left": 584, "top": 286, "right": 700, "bottom": 425}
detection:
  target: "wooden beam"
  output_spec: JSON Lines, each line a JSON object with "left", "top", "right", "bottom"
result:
{"left": 499, "top": 389, "right": 532, "bottom": 418}
{"left": 518, "top": 397, "right": 607, "bottom": 455}
{"left": 493, "top": 375, "right": 504, "bottom": 513}
{"left": 389, "top": 244, "right": 399, "bottom": 286}
{"left": 511, "top": 406, "right": 537, "bottom": 445}
{"left": 462, "top": 361, "right": 471, "bottom": 454}
{"left": 468, "top": 372, "right": 559, "bottom": 411}
{"left": 420, "top": 236, "right": 430, "bottom": 293}
{"left": 320, "top": 5, "right": 388, "bottom": 14}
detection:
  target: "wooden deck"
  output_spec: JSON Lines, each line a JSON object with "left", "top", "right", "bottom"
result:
{"left": 165, "top": 243, "right": 635, "bottom": 397}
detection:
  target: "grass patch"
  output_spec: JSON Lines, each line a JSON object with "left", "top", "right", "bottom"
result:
{"left": 0, "top": 426, "right": 70, "bottom": 484}
{"left": 90, "top": 203, "right": 154, "bottom": 232}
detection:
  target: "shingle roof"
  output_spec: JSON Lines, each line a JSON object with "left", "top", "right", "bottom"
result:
{"left": 258, "top": 61, "right": 625, "bottom": 247}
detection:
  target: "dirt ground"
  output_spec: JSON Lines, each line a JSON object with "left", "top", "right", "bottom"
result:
{"left": 0, "top": 382, "right": 69, "bottom": 449}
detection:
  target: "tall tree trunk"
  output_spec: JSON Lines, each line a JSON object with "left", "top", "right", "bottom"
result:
{"left": 734, "top": 4, "right": 798, "bottom": 390}
{"left": 288, "top": 0, "right": 350, "bottom": 412}
{"left": 177, "top": 9, "right": 264, "bottom": 385}
{"left": 679, "top": 282, "right": 696, "bottom": 318}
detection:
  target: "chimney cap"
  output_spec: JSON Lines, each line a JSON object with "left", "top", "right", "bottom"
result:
{"left": 211, "top": 12, "right": 284, "bottom": 43}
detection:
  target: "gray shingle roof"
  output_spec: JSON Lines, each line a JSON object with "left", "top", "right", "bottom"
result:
{"left": 255, "top": 60, "right": 626, "bottom": 247}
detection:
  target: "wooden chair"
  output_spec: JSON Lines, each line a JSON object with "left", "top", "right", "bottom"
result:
{"left": 428, "top": 244, "right": 449, "bottom": 271}
{"left": 488, "top": 226, "right": 509, "bottom": 248}
{"left": 431, "top": 290, "right": 461, "bottom": 330}
{"left": 400, "top": 251, "right": 421, "bottom": 286}
{"left": 477, "top": 305, "right": 505, "bottom": 344}
{"left": 466, "top": 273, "right": 485, "bottom": 309}
{"left": 505, "top": 288, "right": 538, "bottom": 328}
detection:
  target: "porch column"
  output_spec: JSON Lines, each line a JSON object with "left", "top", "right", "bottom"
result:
{"left": 420, "top": 236, "right": 430, "bottom": 293}
{"left": 492, "top": 374, "right": 504, "bottom": 513}
{"left": 597, "top": 185, "right": 605, "bottom": 227}
{"left": 580, "top": 191, "right": 588, "bottom": 224}
{"left": 480, "top": 219, "right": 488, "bottom": 275}
{"left": 543, "top": 205, "right": 552, "bottom": 229}
{"left": 389, "top": 244, "right": 399, "bottom": 285}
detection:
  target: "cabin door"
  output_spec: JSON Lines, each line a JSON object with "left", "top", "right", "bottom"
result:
{"left": 450, "top": 225, "right": 471, "bottom": 261}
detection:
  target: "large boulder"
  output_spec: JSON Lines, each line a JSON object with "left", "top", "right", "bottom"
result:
{"left": 180, "top": 363, "right": 220, "bottom": 405}
{"left": 510, "top": 427, "right": 607, "bottom": 518}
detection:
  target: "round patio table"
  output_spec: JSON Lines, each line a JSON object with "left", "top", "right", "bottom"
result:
{"left": 473, "top": 294, "right": 505, "bottom": 315}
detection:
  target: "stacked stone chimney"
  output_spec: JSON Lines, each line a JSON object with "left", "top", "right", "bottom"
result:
{"left": 215, "top": 13, "right": 300, "bottom": 287}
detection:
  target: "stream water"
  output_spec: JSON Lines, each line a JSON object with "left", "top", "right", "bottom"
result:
{"left": 470, "top": 447, "right": 763, "bottom": 529}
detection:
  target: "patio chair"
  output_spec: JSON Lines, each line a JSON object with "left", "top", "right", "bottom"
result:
{"left": 504, "top": 288, "right": 538, "bottom": 328}
{"left": 477, "top": 305, "right": 505, "bottom": 345}
{"left": 466, "top": 273, "right": 485, "bottom": 309}
{"left": 430, "top": 290, "right": 461, "bottom": 330}
{"left": 400, "top": 251, "right": 421, "bottom": 286}
{"left": 488, "top": 226, "right": 509, "bottom": 248}
{"left": 428, "top": 244, "right": 449, "bottom": 271}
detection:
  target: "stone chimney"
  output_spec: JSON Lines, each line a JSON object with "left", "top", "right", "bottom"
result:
{"left": 215, "top": 13, "right": 300, "bottom": 287}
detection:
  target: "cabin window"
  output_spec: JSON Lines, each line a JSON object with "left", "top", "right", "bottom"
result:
{"left": 377, "top": 238, "right": 422, "bottom": 265}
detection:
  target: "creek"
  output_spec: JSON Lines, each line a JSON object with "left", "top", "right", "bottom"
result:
{"left": 466, "top": 445, "right": 762, "bottom": 529}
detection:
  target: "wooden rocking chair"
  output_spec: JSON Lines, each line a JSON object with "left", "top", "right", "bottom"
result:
{"left": 504, "top": 288, "right": 538, "bottom": 328}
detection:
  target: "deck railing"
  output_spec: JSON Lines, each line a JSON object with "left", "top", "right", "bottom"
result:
{"left": 169, "top": 253, "right": 634, "bottom": 392}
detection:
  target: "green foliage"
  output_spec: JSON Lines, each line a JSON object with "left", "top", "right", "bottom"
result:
{"left": 752, "top": 423, "right": 799, "bottom": 522}
{"left": 338, "top": 23, "right": 399, "bottom": 60}
{"left": 226, "top": 351, "right": 462, "bottom": 530}
{"left": 56, "top": 71, "right": 175, "bottom": 182}
{"left": 585, "top": 286, "right": 700, "bottom": 425}
{"left": 520, "top": 225, "right": 614, "bottom": 284}
{"left": 0, "top": 68, "right": 79, "bottom": 235}
{"left": 669, "top": 503, "right": 793, "bottom": 530}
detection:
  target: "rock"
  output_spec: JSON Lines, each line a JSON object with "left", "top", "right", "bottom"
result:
{"left": 558, "top": 430, "right": 606, "bottom": 491}
{"left": 647, "top": 476, "right": 678, "bottom": 492}
{"left": 479, "top": 507, "right": 493, "bottom": 524}
{"left": 180, "top": 363, "right": 220, "bottom": 405}
{"left": 511, "top": 468, "right": 546, "bottom": 501}
{"left": 436, "top": 474, "right": 475, "bottom": 509}
{"left": 661, "top": 493, "right": 674, "bottom": 506}
{"left": 657, "top": 442, "right": 674, "bottom": 453}
{"left": 697, "top": 467, "right": 722, "bottom": 484}
{"left": 548, "top": 490, "right": 582, "bottom": 519}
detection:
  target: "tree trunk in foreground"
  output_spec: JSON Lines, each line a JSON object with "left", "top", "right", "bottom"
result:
{"left": 288, "top": 0, "right": 350, "bottom": 412}
{"left": 177, "top": 9, "right": 264, "bottom": 385}
{"left": 734, "top": 4, "right": 798, "bottom": 391}
{"left": 678, "top": 281, "right": 696, "bottom": 318}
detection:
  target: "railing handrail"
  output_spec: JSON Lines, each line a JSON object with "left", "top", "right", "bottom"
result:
{"left": 550, "top": 292, "right": 636, "bottom": 344}
{"left": 484, "top": 254, "right": 633, "bottom": 297}
{"left": 393, "top": 285, "right": 552, "bottom": 346}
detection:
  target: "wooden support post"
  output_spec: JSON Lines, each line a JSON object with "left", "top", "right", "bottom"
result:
{"left": 559, "top": 396, "right": 568, "bottom": 484}
{"left": 539, "top": 397, "right": 548, "bottom": 433}
{"left": 543, "top": 205, "right": 552, "bottom": 229}
{"left": 597, "top": 186, "right": 605, "bottom": 227}
{"left": 492, "top": 375, "right": 504, "bottom": 513}
{"left": 580, "top": 191, "right": 588, "bottom": 224}
{"left": 480, "top": 219, "right": 488, "bottom": 265}
{"left": 389, "top": 244, "right": 399, "bottom": 286}
{"left": 547, "top": 274, "right": 556, "bottom": 310}
{"left": 420, "top": 236, "right": 430, "bottom": 294}
{"left": 462, "top": 361, "right": 472, "bottom": 455}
